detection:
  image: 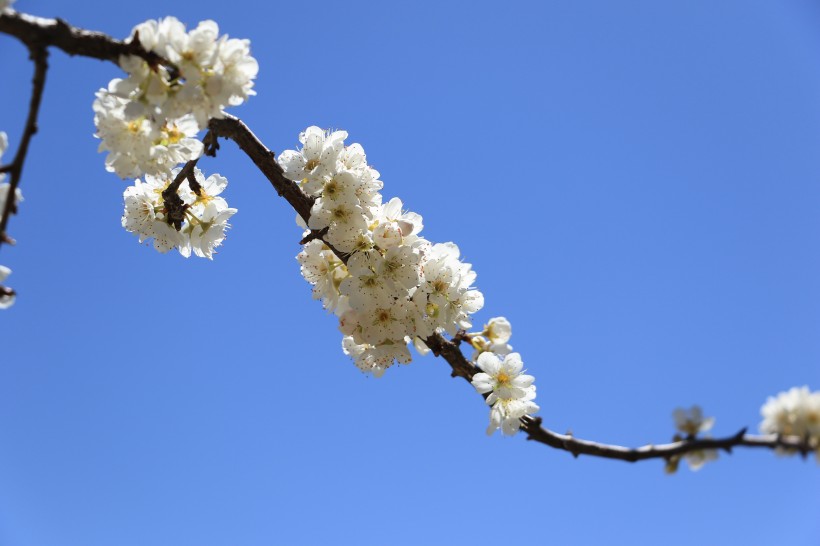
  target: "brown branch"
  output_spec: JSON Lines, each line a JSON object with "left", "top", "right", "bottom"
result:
{"left": 0, "top": 43, "right": 48, "bottom": 253}
{"left": 0, "top": 10, "right": 168, "bottom": 67}
{"left": 208, "top": 116, "right": 314, "bottom": 223}
{"left": 161, "top": 157, "right": 200, "bottom": 231}
{"left": 425, "top": 331, "right": 815, "bottom": 462}
{"left": 0, "top": 9, "right": 816, "bottom": 466}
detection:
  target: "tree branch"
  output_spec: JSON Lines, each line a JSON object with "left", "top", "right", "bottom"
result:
{"left": 0, "top": 42, "right": 48, "bottom": 252}
{"left": 0, "top": 9, "right": 815, "bottom": 466}
{"left": 207, "top": 116, "right": 314, "bottom": 223}
{"left": 0, "top": 10, "right": 167, "bottom": 67}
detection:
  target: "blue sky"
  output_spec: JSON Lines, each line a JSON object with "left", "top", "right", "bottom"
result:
{"left": 1, "top": 0, "right": 819, "bottom": 544}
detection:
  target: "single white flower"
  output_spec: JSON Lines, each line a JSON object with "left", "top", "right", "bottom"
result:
{"left": 472, "top": 352, "right": 534, "bottom": 404}
{"left": 485, "top": 317, "right": 512, "bottom": 345}
{"left": 683, "top": 445, "right": 719, "bottom": 471}
{"left": 93, "top": 87, "right": 203, "bottom": 179}
{"left": 179, "top": 202, "right": 237, "bottom": 259}
{"left": 673, "top": 405, "right": 715, "bottom": 437}
{"left": 486, "top": 389, "right": 539, "bottom": 436}
{"left": 278, "top": 126, "right": 347, "bottom": 187}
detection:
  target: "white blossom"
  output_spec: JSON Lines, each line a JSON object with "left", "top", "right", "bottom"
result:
{"left": 486, "top": 389, "right": 539, "bottom": 436}
{"left": 121, "top": 167, "right": 236, "bottom": 258}
{"left": 285, "top": 127, "right": 488, "bottom": 377}
{"left": 666, "top": 406, "right": 719, "bottom": 472}
{"left": 760, "top": 386, "right": 820, "bottom": 441}
{"left": 179, "top": 201, "right": 236, "bottom": 259}
{"left": 485, "top": 317, "right": 512, "bottom": 345}
{"left": 0, "top": 133, "right": 23, "bottom": 209}
{"left": 278, "top": 127, "right": 347, "bottom": 189}
{"left": 673, "top": 405, "right": 715, "bottom": 437}
{"left": 342, "top": 336, "right": 411, "bottom": 377}
{"left": 682, "top": 445, "right": 719, "bottom": 471}
{"left": 472, "top": 352, "right": 534, "bottom": 405}
{"left": 121, "top": 177, "right": 181, "bottom": 253}
{"left": 117, "top": 17, "right": 258, "bottom": 127}
{"left": 93, "top": 87, "right": 202, "bottom": 179}
{"left": 297, "top": 240, "right": 348, "bottom": 311}
{"left": 0, "top": 265, "right": 15, "bottom": 310}
{"left": 0, "top": 0, "right": 14, "bottom": 11}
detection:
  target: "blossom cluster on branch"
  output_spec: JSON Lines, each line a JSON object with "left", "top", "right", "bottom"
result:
{"left": 284, "top": 127, "right": 540, "bottom": 431}
{"left": 0, "top": 5, "right": 818, "bottom": 467}
{"left": 92, "top": 17, "right": 256, "bottom": 258}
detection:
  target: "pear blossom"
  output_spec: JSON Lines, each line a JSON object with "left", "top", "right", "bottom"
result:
{"left": 179, "top": 201, "right": 236, "bottom": 259}
{"left": 683, "top": 445, "right": 719, "bottom": 471}
{"left": 0, "top": 131, "right": 7, "bottom": 183}
{"left": 278, "top": 127, "right": 348, "bottom": 190}
{"left": 673, "top": 405, "right": 715, "bottom": 437}
{"left": 342, "top": 336, "right": 411, "bottom": 377}
{"left": 665, "top": 444, "right": 719, "bottom": 474}
{"left": 116, "top": 17, "right": 258, "bottom": 126}
{"left": 121, "top": 167, "right": 236, "bottom": 258}
{"left": 485, "top": 317, "right": 512, "bottom": 345}
{"left": 666, "top": 406, "right": 719, "bottom": 472}
{"left": 287, "top": 126, "right": 494, "bottom": 380}
{"left": 760, "top": 387, "right": 820, "bottom": 450}
{"left": 472, "top": 352, "right": 534, "bottom": 404}
{"left": 93, "top": 87, "right": 203, "bottom": 178}
{"left": 486, "top": 389, "right": 540, "bottom": 436}
{"left": 121, "top": 177, "right": 181, "bottom": 253}
{"left": 297, "top": 240, "right": 348, "bottom": 311}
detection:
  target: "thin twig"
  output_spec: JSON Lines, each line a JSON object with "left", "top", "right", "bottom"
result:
{"left": 0, "top": 11, "right": 171, "bottom": 68}
{"left": 0, "top": 43, "right": 48, "bottom": 253}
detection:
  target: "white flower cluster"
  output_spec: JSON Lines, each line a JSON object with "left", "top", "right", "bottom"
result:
{"left": 92, "top": 19, "right": 252, "bottom": 257}
{"left": 287, "top": 127, "right": 486, "bottom": 377}
{"left": 121, "top": 167, "right": 236, "bottom": 259}
{"left": 760, "top": 386, "right": 820, "bottom": 458}
{"left": 673, "top": 405, "right": 715, "bottom": 437}
{"left": 668, "top": 405, "right": 718, "bottom": 472}
{"left": 0, "top": 0, "right": 14, "bottom": 11}
{"left": 93, "top": 92, "right": 203, "bottom": 179}
{"left": 468, "top": 317, "right": 539, "bottom": 435}
{"left": 93, "top": 17, "right": 258, "bottom": 179}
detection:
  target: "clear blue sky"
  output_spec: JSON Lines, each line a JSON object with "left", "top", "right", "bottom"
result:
{"left": 2, "top": 0, "right": 819, "bottom": 544}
